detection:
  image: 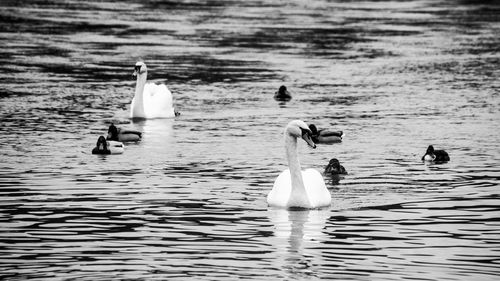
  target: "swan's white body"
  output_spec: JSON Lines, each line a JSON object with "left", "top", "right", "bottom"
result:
{"left": 130, "top": 62, "right": 176, "bottom": 119}
{"left": 267, "top": 120, "right": 331, "bottom": 209}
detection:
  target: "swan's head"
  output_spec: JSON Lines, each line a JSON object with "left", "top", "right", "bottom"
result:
{"left": 286, "top": 120, "right": 316, "bottom": 148}
{"left": 133, "top": 61, "right": 147, "bottom": 76}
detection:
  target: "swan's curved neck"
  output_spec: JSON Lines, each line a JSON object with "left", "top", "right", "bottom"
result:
{"left": 132, "top": 72, "right": 147, "bottom": 117}
{"left": 285, "top": 132, "right": 311, "bottom": 208}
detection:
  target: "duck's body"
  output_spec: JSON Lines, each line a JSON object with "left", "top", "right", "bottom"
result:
{"left": 107, "top": 140, "right": 125, "bottom": 154}
{"left": 274, "top": 85, "right": 292, "bottom": 102}
{"left": 107, "top": 123, "right": 142, "bottom": 142}
{"left": 324, "top": 158, "right": 347, "bottom": 176}
{"left": 131, "top": 61, "right": 178, "bottom": 119}
{"left": 309, "top": 124, "right": 342, "bottom": 144}
{"left": 422, "top": 145, "right": 450, "bottom": 162}
{"left": 92, "top": 136, "right": 124, "bottom": 155}
{"left": 267, "top": 120, "right": 331, "bottom": 209}
{"left": 324, "top": 158, "right": 347, "bottom": 185}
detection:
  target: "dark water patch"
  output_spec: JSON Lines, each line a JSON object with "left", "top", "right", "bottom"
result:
{"left": 457, "top": 0, "right": 499, "bottom": 4}
{"left": 164, "top": 161, "right": 261, "bottom": 181}
{"left": 0, "top": 43, "right": 73, "bottom": 58}
{"left": 115, "top": 27, "right": 178, "bottom": 37}
{"left": 302, "top": 83, "right": 352, "bottom": 88}
{"left": 0, "top": 13, "right": 48, "bottom": 33}
{"left": 4, "top": 60, "right": 139, "bottom": 83}
{"left": 0, "top": 89, "right": 34, "bottom": 98}
{"left": 302, "top": 95, "right": 368, "bottom": 106}
{"left": 1, "top": 0, "right": 99, "bottom": 9}
{"left": 142, "top": 0, "right": 230, "bottom": 10}
{"left": 357, "top": 47, "right": 399, "bottom": 59}
{"left": 201, "top": 25, "right": 407, "bottom": 58}
{"left": 83, "top": 41, "right": 167, "bottom": 53}
{"left": 213, "top": 27, "right": 370, "bottom": 53}
{"left": 448, "top": 38, "right": 500, "bottom": 56}
{"left": 397, "top": 57, "right": 500, "bottom": 86}
{"left": 406, "top": 4, "right": 500, "bottom": 28}
{"left": 157, "top": 55, "right": 280, "bottom": 83}
{"left": 363, "top": 28, "right": 422, "bottom": 37}
{"left": 142, "top": 0, "right": 283, "bottom": 10}
{"left": 0, "top": 12, "right": 130, "bottom": 35}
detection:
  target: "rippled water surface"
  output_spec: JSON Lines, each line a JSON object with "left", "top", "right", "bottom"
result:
{"left": 1, "top": 0, "right": 499, "bottom": 280}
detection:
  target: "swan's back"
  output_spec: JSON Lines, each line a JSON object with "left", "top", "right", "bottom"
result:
{"left": 131, "top": 83, "right": 175, "bottom": 118}
{"left": 268, "top": 168, "right": 331, "bottom": 208}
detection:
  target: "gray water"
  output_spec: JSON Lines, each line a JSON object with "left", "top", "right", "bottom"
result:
{"left": 1, "top": 0, "right": 499, "bottom": 280}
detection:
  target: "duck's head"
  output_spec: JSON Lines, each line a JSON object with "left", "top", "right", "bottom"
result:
{"left": 423, "top": 145, "right": 436, "bottom": 161}
{"left": 286, "top": 120, "right": 316, "bottom": 148}
{"left": 278, "top": 85, "right": 288, "bottom": 95}
{"left": 107, "top": 123, "right": 118, "bottom": 141}
{"left": 96, "top": 135, "right": 108, "bottom": 151}
{"left": 426, "top": 145, "right": 435, "bottom": 154}
{"left": 325, "top": 158, "right": 347, "bottom": 176}
{"left": 328, "top": 158, "right": 341, "bottom": 168}
{"left": 133, "top": 61, "right": 147, "bottom": 76}
{"left": 326, "top": 158, "right": 342, "bottom": 174}
{"left": 308, "top": 124, "right": 320, "bottom": 144}
{"left": 308, "top": 124, "right": 318, "bottom": 135}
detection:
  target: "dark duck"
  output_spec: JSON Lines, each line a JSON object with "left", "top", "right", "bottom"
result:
{"left": 309, "top": 124, "right": 343, "bottom": 144}
{"left": 274, "top": 85, "right": 292, "bottom": 101}
{"left": 107, "top": 123, "right": 142, "bottom": 142}
{"left": 324, "top": 158, "right": 348, "bottom": 184}
{"left": 324, "top": 158, "right": 348, "bottom": 176}
{"left": 422, "top": 145, "right": 450, "bottom": 162}
{"left": 92, "top": 135, "right": 124, "bottom": 155}
{"left": 92, "top": 136, "right": 111, "bottom": 155}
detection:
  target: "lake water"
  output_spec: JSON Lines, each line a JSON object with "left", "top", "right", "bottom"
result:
{"left": 0, "top": 0, "right": 499, "bottom": 280}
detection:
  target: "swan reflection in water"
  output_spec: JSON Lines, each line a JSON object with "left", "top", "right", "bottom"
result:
{"left": 120, "top": 119, "right": 176, "bottom": 163}
{"left": 268, "top": 208, "right": 329, "bottom": 277}
{"left": 132, "top": 118, "right": 175, "bottom": 141}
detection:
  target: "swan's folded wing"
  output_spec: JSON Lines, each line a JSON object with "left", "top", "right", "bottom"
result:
{"left": 142, "top": 83, "right": 175, "bottom": 118}
{"left": 303, "top": 169, "right": 331, "bottom": 208}
{"left": 267, "top": 169, "right": 292, "bottom": 207}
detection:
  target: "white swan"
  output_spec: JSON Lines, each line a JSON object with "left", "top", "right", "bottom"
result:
{"left": 267, "top": 120, "right": 331, "bottom": 209}
{"left": 130, "top": 61, "right": 177, "bottom": 119}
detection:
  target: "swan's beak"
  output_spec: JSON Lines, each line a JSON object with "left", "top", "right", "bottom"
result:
{"left": 133, "top": 65, "right": 141, "bottom": 77}
{"left": 301, "top": 129, "right": 316, "bottom": 149}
